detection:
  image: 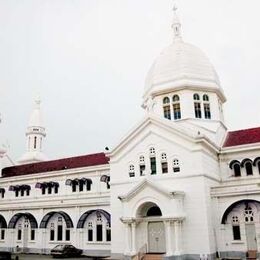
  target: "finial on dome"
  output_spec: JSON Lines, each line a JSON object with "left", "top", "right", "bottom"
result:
{"left": 34, "top": 94, "right": 41, "bottom": 108}
{"left": 171, "top": 2, "right": 182, "bottom": 41}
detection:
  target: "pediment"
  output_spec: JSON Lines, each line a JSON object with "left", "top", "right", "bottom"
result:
{"left": 118, "top": 178, "right": 185, "bottom": 202}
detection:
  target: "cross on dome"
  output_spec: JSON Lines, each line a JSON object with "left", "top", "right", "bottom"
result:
{"left": 171, "top": 2, "right": 182, "bottom": 41}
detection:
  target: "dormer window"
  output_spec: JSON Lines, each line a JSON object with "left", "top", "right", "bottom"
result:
{"left": 172, "top": 95, "right": 181, "bottom": 120}
{"left": 163, "top": 97, "right": 171, "bottom": 120}
{"left": 241, "top": 159, "right": 253, "bottom": 176}
{"left": 229, "top": 160, "right": 241, "bottom": 177}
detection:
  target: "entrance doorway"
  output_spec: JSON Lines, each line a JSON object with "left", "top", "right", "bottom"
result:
{"left": 148, "top": 222, "right": 166, "bottom": 253}
{"left": 245, "top": 224, "right": 257, "bottom": 251}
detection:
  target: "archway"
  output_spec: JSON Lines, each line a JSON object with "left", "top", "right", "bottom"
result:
{"left": 8, "top": 213, "right": 38, "bottom": 252}
{"left": 40, "top": 211, "right": 73, "bottom": 243}
{"left": 39, "top": 211, "right": 73, "bottom": 228}
{"left": 8, "top": 213, "right": 38, "bottom": 229}
{"left": 221, "top": 199, "right": 260, "bottom": 254}
{"left": 77, "top": 209, "right": 111, "bottom": 244}
{"left": 136, "top": 202, "right": 165, "bottom": 254}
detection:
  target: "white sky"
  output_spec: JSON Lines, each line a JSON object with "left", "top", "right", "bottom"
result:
{"left": 1, "top": 0, "right": 260, "bottom": 161}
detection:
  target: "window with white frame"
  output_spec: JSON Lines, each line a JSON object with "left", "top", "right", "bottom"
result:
{"left": 149, "top": 148, "right": 156, "bottom": 175}
{"left": 163, "top": 97, "right": 171, "bottom": 120}
{"left": 129, "top": 164, "right": 135, "bottom": 177}
{"left": 139, "top": 156, "right": 146, "bottom": 176}
{"left": 173, "top": 158, "right": 180, "bottom": 172}
{"left": 85, "top": 212, "right": 111, "bottom": 243}
{"left": 172, "top": 95, "right": 181, "bottom": 120}
{"left": 232, "top": 216, "right": 241, "bottom": 240}
{"left": 161, "top": 153, "right": 168, "bottom": 174}
{"left": 47, "top": 214, "right": 71, "bottom": 242}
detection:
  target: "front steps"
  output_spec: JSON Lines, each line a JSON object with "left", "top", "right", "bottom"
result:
{"left": 143, "top": 254, "right": 163, "bottom": 260}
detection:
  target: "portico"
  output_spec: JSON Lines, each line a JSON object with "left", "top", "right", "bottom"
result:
{"left": 121, "top": 216, "right": 184, "bottom": 257}
{"left": 118, "top": 179, "right": 185, "bottom": 258}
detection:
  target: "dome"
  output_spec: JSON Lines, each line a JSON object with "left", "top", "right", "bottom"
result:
{"left": 144, "top": 40, "right": 225, "bottom": 101}
{"left": 143, "top": 7, "right": 226, "bottom": 102}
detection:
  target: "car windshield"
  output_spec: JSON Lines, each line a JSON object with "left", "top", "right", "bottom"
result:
{"left": 53, "top": 245, "right": 65, "bottom": 250}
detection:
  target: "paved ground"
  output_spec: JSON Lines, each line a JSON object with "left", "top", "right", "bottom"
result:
{"left": 12, "top": 255, "right": 104, "bottom": 260}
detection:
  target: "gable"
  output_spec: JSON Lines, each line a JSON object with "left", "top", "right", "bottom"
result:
{"left": 109, "top": 114, "right": 216, "bottom": 163}
{"left": 118, "top": 178, "right": 184, "bottom": 202}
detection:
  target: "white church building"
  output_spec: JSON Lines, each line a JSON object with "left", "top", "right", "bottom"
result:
{"left": 0, "top": 6, "right": 260, "bottom": 260}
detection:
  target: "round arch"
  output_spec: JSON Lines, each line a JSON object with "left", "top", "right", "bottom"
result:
{"left": 241, "top": 158, "right": 253, "bottom": 167}
{"left": 40, "top": 211, "right": 73, "bottom": 228}
{"left": 136, "top": 201, "right": 162, "bottom": 218}
{"left": 221, "top": 199, "right": 260, "bottom": 224}
{"left": 0, "top": 215, "right": 7, "bottom": 228}
{"left": 253, "top": 157, "right": 260, "bottom": 166}
{"left": 8, "top": 213, "right": 38, "bottom": 229}
{"left": 77, "top": 209, "right": 110, "bottom": 228}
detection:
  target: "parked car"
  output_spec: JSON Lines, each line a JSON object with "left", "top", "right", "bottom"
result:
{"left": 51, "top": 244, "right": 82, "bottom": 258}
{"left": 0, "top": 251, "right": 12, "bottom": 260}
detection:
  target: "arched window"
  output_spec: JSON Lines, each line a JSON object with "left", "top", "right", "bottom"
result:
{"left": 244, "top": 205, "right": 254, "bottom": 223}
{"left": 87, "top": 222, "right": 93, "bottom": 241}
{"left": 203, "top": 94, "right": 209, "bottom": 101}
{"left": 241, "top": 159, "right": 253, "bottom": 176}
{"left": 232, "top": 216, "right": 241, "bottom": 240}
{"left": 245, "top": 162, "right": 253, "bottom": 176}
{"left": 96, "top": 212, "right": 103, "bottom": 242}
{"left": 253, "top": 157, "right": 260, "bottom": 174}
{"left": 173, "top": 158, "right": 180, "bottom": 173}
{"left": 34, "top": 136, "right": 37, "bottom": 149}
{"left": 139, "top": 156, "right": 145, "bottom": 176}
{"left": 234, "top": 164, "right": 241, "bottom": 177}
{"left": 172, "top": 95, "right": 181, "bottom": 120}
{"left": 193, "top": 93, "right": 200, "bottom": 100}
{"left": 229, "top": 160, "right": 241, "bottom": 177}
{"left": 146, "top": 206, "right": 162, "bottom": 217}
{"left": 129, "top": 165, "right": 135, "bottom": 177}
{"left": 106, "top": 222, "right": 111, "bottom": 242}
{"left": 149, "top": 148, "right": 156, "bottom": 175}
{"left": 161, "top": 153, "right": 168, "bottom": 174}
{"left": 163, "top": 97, "right": 171, "bottom": 120}
{"left": 203, "top": 94, "right": 211, "bottom": 119}
{"left": 193, "top": 94, "right": 201, "bottom": 118}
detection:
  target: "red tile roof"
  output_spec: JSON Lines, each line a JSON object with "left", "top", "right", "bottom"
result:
{"left": 2, "top": 152, "right": 109, "bottom": 178}
{"left": 223, "top": 127, "right": 260, "bottom": 148}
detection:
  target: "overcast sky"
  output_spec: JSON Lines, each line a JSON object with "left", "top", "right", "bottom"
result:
{"left": 1, "top": 0, "right": 260, "bottom": 162}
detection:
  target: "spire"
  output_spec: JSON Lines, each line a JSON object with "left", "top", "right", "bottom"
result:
{"left": 171, "top": 3, "right": 182, "bottom": 41}
{"left": 18, "top": 97, "right": 47, "bottom": 165}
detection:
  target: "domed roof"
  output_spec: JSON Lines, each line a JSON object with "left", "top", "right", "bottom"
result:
{"left": 143, "top": 8, "right": 226, "bottom": 102}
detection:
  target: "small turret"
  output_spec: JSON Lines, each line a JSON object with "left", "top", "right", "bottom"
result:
{"left": 18, "top": 97, "right": 47, "bottom": 164}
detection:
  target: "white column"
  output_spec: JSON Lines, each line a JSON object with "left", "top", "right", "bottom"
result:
{"left": 174, "top": 221, "right": 181, "bottom": 256}
{"left": 165, "top": 220, "right": 173, "bottom": 256}
{"left": 131, "top": 222, "right": 137, "bottom": 255}
{"left": 124, "top": 223, "right": 131, "bottom": 255}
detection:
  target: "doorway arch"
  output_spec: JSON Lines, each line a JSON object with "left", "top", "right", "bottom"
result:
{"left": 136, "top": 202, "right": 166, "bottom": 254}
